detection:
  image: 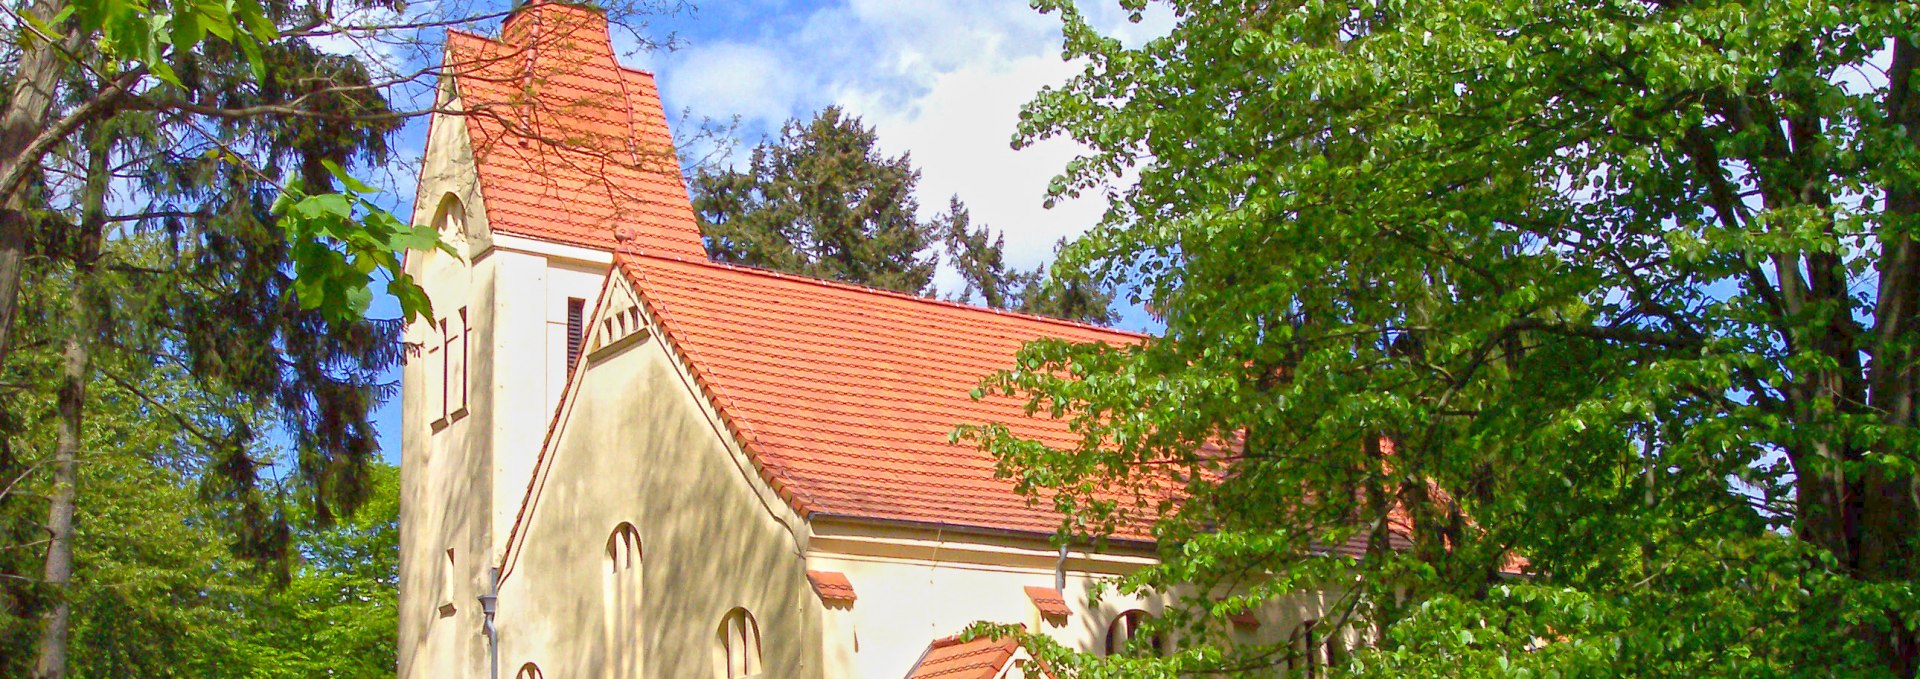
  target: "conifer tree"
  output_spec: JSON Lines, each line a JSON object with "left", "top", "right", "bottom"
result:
{"left": 694, "top": 106, "right": 938, "bottom": 295}
{"left": 0, "top": 20, "right": 405, "bottom": 675}
{"left": 939, "top": 200, "right": 1115, "bottom": 325}
{"left": 695, "top": 107, "right": 1116, "bottom": 324}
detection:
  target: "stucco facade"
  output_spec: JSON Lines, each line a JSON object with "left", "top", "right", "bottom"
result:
{"left": 399, "top": 5, "right": 1362, "bottom": 677}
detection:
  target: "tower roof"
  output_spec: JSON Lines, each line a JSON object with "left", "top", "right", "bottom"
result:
{"left": 443, "top": 1, "right": 707, "bottom": 257}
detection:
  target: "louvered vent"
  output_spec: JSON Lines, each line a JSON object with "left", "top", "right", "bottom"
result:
{"left": 566, "top": 297, "right": 586, "bottom": 371}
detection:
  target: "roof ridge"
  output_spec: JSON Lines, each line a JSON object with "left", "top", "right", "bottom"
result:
{"left": 617, "top": 251, "right": 1148, "bottom": 340}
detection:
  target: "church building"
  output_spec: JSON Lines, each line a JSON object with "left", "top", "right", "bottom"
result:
{"left": 398, "top": 3, "right": 1353, "bottom": 677}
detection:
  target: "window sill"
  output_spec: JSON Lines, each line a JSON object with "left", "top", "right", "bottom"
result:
{"left": 431, "top": 409, "right": 467, "bottom": 433}
{"left": 587, "top": 328, "right": 651, "bottom": 366}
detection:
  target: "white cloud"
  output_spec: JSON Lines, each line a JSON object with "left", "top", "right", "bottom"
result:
{"left": 667, "top": 41, "right": 809, "bottom": 126}
{"left": 841, "top": 52, "right": 1103, "bottom": 271}
{"left": 654, "top": 0, "right": 1173, "bottom": 292}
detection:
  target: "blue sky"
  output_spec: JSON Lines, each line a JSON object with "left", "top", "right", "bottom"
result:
{"left": 364, "top": 0, "right": 1171, "bottom": 464}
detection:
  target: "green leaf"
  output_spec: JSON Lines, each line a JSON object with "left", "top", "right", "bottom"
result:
{"left": 322, "top": 159, "right": 376, "bottom": 194}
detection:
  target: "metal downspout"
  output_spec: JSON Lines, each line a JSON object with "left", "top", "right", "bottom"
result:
{"left": 480, "top": 567, "right": 500, "bottom": 679}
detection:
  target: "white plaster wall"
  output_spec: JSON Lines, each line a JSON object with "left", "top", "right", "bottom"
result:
{"left": 401, "top": 92, "right": 614, "bottom": 677}
{"left": 494, "top": 285, "right": 825, "bottom": 679}
{"left": 805, "top": 526, "right": 1342, "bottom": 678}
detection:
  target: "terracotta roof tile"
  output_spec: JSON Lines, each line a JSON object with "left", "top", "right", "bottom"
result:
{"left": 806, "top": 570, "right": 856, "bottom": 604}
{"left": 617, "top": 252, "right": 1169, "bottom": 540}
{"left": 907, "top": 633, "right": 1052, "bottom": 679}
{"left": 444, "top": 3, "right": 706, "bottom": 258}
{"left": 1024, "top": 586, "right": 1071, "bottom": 618}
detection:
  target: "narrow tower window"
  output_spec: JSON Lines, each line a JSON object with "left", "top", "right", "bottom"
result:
{"left": 424, "top": 319, "right": 443, "bottom": 427}
{"left": 457, "top": 307, "right": 470, "bottom": 413}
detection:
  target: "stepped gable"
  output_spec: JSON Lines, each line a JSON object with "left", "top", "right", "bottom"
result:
{"left": 616, "top": 252, "right": 1172, "bottom": 540}
{"left": 443, "top": 1, "right": 706, "bottom": 258}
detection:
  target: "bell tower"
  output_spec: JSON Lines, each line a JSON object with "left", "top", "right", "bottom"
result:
{"left": 397, "top": 3, "right": 701, "bottom": 676}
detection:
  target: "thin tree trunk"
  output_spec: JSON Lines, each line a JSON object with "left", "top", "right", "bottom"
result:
{"left": 0, "top": 0, "right": 78, "bottom": 372}
{"left": 32, "top": 127, "right": 108, "bottom": 679}
{"left": 31, "top": 282, "right": 88, "bottom": 679}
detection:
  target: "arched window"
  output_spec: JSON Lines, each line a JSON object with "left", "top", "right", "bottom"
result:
{"left": 713, "top": 608, "right": 762, "bottom": 678}
{"left": 1104, "top": 609, "right": 1165, "bottom": 656}
{"left": 432, "top": 194, "right": 468, "bottom": 244}
{"left": 514, "top": 663, "right": 543, "bottom": 679}
{"left": 606, "top": 522, "right": 642, "bottom": 572}
{"left": 1288, "top": 619, "right": 1322, "bottom": 675}
{"left": 605, "top": 523, "right": 644, "bottom": 674}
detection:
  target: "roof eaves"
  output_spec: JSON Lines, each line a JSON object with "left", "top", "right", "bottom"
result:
{"left": 808, "top": 512, "right": 1161, "bottom": 550}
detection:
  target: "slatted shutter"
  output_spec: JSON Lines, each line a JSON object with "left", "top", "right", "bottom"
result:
{"left": 566, "top": 298, "right": 586, "bottom": 371}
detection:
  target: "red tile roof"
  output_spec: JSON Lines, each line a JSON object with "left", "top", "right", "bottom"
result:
{"left": 443, "top": 2, "right": 706, "bottom": 258}
{"left": 806, "top": 570, "right": 856, "bottom": 604}
{"left": 617, "top": 252, "right": 1163, "bottom": 539}
{"left": 1023, "top": 586, "right": 1072, "bottom": 618}
{"left": 906, "top": 633, "right": 1053, "bottom": 679}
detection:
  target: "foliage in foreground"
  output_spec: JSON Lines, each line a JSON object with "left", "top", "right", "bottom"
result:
{"left": 965, "top": 0, "right": 1920, "bottom": 675}
{"left": 0, "top": 338, "right": 399, "bottom": 676}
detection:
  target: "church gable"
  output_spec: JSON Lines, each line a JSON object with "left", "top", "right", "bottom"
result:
{"left": 499, "top": 269, "right": 807, "bottom": 577}
{"left": 491, "top": 268, "right": 824, "bottom": 676}
{"left": 614, "top": 251, "right": 1170, "bottom": 541}
{"left": 580, "top": 274, "right": 648, "bottom": 360}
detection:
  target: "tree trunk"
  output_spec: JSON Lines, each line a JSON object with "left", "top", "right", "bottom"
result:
{"left": 31, "top": 284, "right": 87, "bottom": 679}
{"left": 31, "top": 126, "right": 107, "bottom": 679}
{"left": 0, "top": 0, "right": 75, "bottom": 371}
{"left": 1856, "top": 32, "right": 1920, "bottom": 679}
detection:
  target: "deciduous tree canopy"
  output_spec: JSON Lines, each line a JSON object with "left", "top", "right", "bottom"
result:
{"left": 967, "top": 0, "right": 1920, "bottom": 675}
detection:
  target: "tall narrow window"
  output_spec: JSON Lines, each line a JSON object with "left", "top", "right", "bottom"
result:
{"left": 1289, "top": 619, "right": 1320, "bottom": 675}
{"left": 714, "top": 608, "right": 761, "bottom": 678}
{"left": 438, "top": 316, "right": 451, "bottom": 422}
{"left": 452, "top": 307, "right": 469, "bottom": 415}
{"left": 425, "top": 320, "right": 443, "bottom": 427}
{"left": 605, "top": 524, "right": 643, "bottom": 676}
{"left": 566, "top": 297, "right": 586, "bottom": 371}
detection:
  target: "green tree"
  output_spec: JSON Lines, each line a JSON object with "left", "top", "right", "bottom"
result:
{"left": 0, "top": 232, "right": 402, "bottom": 675}
{"left": 695, "top": 106, "right": 939, "bottom": 295}
{"left": 941, "top": 198, "right": 1116, "bottom": 325}
{"left": 695, "top": 107, "right": 1117, "bottom": 323}
{"left": 238, "top": 462, "right": 400, "bottom": 677}
{"left": 0, "top": 26, "right": 405, "bottom": 669}
{"left": 965, "top": 0, "right": 1920, "bottom": 675}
